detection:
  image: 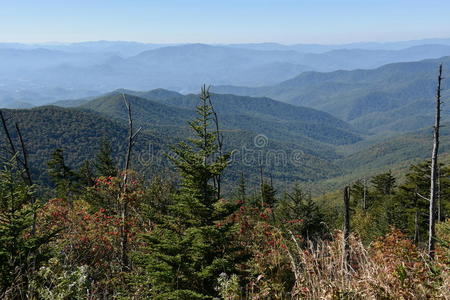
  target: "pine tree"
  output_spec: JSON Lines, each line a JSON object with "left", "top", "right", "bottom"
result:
{"left": 371, "top": 171, "right": 396, "bottom": 196}
{"left": 78, "top": 160, "right": 95, "bottom": 187}
{"left": 47, "top": 149, "right": 78, "bottom": 197}
{"left": 135, "top": 86, "right": 236, "bottom": 299}
{"left": 0, "top": 161, "right": 54, "bottom": 297}
{"left": 389, "top": 161, "right": 450, "bottom": 245}
{"left": 237, "top": 172, "right": 247, "bottom": 204}
{"left": 94, "top": 139, "right": 117, "bottom": 177}
{"left": 351, "top": 179, "right": 370, "bottom": 209}
{"left": 277, "top": 185, "right": 325, "bottom": 241}
{"left": 261, "top": 182, "right": 277, "bottom": 208}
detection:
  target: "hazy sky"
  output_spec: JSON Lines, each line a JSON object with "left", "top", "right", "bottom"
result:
{"left": 1, "top": 0, "right": 450, "bottom": 44}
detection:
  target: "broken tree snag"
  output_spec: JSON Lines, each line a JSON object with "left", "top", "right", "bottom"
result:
{"left": 343, "top": 185, "right": 351, "bottom": 271}
{"left": 428, "top": 64, "right": 443, "bottom": 259}
{"left": 15, "top": 122, "right": 33, "bottom": 186}
{"left": 205, "top": 86, "right": 224, "bottom": 200}
{"left": 120, "top": 93, "right": 141, "bottom": 271}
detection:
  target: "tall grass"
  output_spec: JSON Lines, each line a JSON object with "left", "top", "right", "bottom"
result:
{"left": 285, "top": 230, "right": 449, "bottom": 299}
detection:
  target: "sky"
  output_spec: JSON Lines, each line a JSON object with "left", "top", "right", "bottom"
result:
{"left": 1, "top": 0, "right": 450, "bottom": 44}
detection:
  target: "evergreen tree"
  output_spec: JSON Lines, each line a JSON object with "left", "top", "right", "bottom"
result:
{"left": 261, "top": 182, "right": 277, "bottom": 208}
{"left": 351, "top": 179, "right": 370, "bottom": 209}
{"left": 0, "top": 161, "right": 53, "bottom": 297}
{"left": 237, "top": 172, "right": 247, "bottom": 204}
{"left": 388, "top": 162, "right": 450, "bottom": 244}
{"left": 276, "top": 185, "right": 325, "bottom": 241}
{"left": 94, "top": 139, "right": 117, "bottom": 177}
{"left": 135, "top": 86, "right": 236, "bottom": 299}
{"left": 78, "top": 160, "right": 95, "bottom": 187}
{"left": 47, "top": 149, "right": 79, "bottom": 197}
{"left": 371, "top": 170, "right": 396, "bottom": 196}
{"left": 350, "top": 172, "right": 397, "bottom": 242}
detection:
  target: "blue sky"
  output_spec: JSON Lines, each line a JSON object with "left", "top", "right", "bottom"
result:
{"left": 1, "top": 0, "right": 450, "bottom": 44}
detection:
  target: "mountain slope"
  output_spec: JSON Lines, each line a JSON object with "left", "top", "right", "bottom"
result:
{"left": 213, "top": 56, "right": 450, "bottom": 134}
{"left": 78, "top": 91, "right": 362, "bottom": 148}
{"left": 0, "top": 103, "right": 349, "bottom": 188}
{"left": 0, "top": 106, "right": 167, "bottom": 184}
{"left": 150, "top": 92, "right": 363, "bottom": 146}
{"left": 73, "top": 91, "right": 366, "bottom": 183}
{"left": 80, "top": 93, "right": 195, "bottom": 130}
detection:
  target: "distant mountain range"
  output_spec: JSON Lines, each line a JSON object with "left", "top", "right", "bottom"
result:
{"left": 213, "top": 56, "right": 450, "bottom": 134}
{"left": 1, "top": 39, "right": 450, "bottom": 107}
{"left": 3, "top": 37, "right": 450, "bottom": 55}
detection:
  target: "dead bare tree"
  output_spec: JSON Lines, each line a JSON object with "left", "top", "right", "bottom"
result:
{"left": 428, "top": 64, "right": 443, "bottom": 259}
{"left": 0, "top": 111, "right": 36, "bottom": 233}
{"left": 204, "top": 86, "right": 224, "bottom": 200}
{"left": 260, "top": 165, "right": 264, "bottom": 205}
{"left": 413, "top": 189, "right": 420, "bottom": 246}
{"left": 15, "top": 123, "right": 33, "bottom": 187}
{"left": 362, "top": 177, "right": 367, "bottom": 210}
{"left": 120, "top": 94, "right": 141, "bottom": 271}
{"left": 437, "top": 165, "right": 441, "bottom": 222}
{"left": 343, "top": 185, "right": 351, "bottom": 271}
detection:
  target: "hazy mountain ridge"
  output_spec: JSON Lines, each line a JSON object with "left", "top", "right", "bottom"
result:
{"left": 1, "top": 40, "right": 450, "bottom": 107}
{"left": 213, "top": 56, "right": 450, "bottom": 134}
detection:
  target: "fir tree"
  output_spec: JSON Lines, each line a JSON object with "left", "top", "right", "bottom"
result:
{"left": 388, "top": 162, "right": 450, "bottom": 244}
{"left": 351, "top": 179, "right": 370, "bottom": 209}
{"left": 94, "top": 139, "right": 117, "bottom": 177}
{"left": 135, "top": 86, "right": 236, "bottom": 299}
{"left": 47, "top": 149, "right": 79, "bottom": 197}
{"left": 277, "top": 185, "right": 325, "bottom": 241}
{"left": 261, "top": 182, "right": 277, "bottom": 209}
{"left": 237, "top": 172, "right": 247, "bottom": 204}
{"left": 371, "top": 171, "right": 396, "bottom": 196}
{"left": 78, "top": 160, "right": 95, "bottom": 187}
{"left": 0, "top": 161, "right": 54, "bottom": 297}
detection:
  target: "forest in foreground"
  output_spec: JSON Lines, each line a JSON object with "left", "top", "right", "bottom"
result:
{"left": 0, "top": 84, "right": 449, "bottom": 299}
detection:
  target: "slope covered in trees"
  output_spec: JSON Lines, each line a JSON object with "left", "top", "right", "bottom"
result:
{"left": 0, "top": 101, "right": 352, "bottom": 189}
{"left": 0, "top": 106, "right": 168, "bottom": 185}
{"left": 6, "top": 83, "right": 450, "bottom": 196}
{"left": 213, "top": 56, "right": 450, "bottom": 134}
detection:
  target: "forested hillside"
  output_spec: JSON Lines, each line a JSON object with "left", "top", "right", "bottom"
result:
{"left": 213, "top": 56, "right": 450, "bottom": 134}
{"left": 34, "top": 84, "right": 450, "bottom": 191}
{"left": 0, "top": 93, "right": 361, "bottom": 189}
{"left": 0, "top": 106, "right": 169, "bottom": 185}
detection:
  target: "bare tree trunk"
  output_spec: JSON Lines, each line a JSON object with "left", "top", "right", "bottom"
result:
{"left": 120, "top": 94, "right": 141, "bottom": 271}
{"left": 15, "top": 123, "right": 33, "bottom": 186}
{"left": 199, "top": 86, "right": 209, "bottom": 204}
{"left": 205, "top": 87, "right": 224, "bottom": 201}
{"left": 437, "top": 165, "right": 441, "bottom": 222}
{"left": 428, "top": 64, "right": 443, "bottom": 259}
{"left": 259, "top": 166, "right": 264, "bottom": 206}
{"left": 0, "top": 111, "right": 18, "bottom": 157}
{"left": 0, "top": 112, "right": 36, "bottom": 233}
{"left": 343, "top": 185, "right": 351, "bottom": 271}
{"left": 15, "top": 122, "right": 37, "bottom": 236}
{"left": 363, "top": 177, "right": 367, "bottom": 210}
{"left": 413, "top": 190, "right": 419, "bottom": 246}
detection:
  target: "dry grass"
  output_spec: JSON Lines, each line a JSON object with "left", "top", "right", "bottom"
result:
{"left": 287, "top": 230, "right": 449, "bottom": 299}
